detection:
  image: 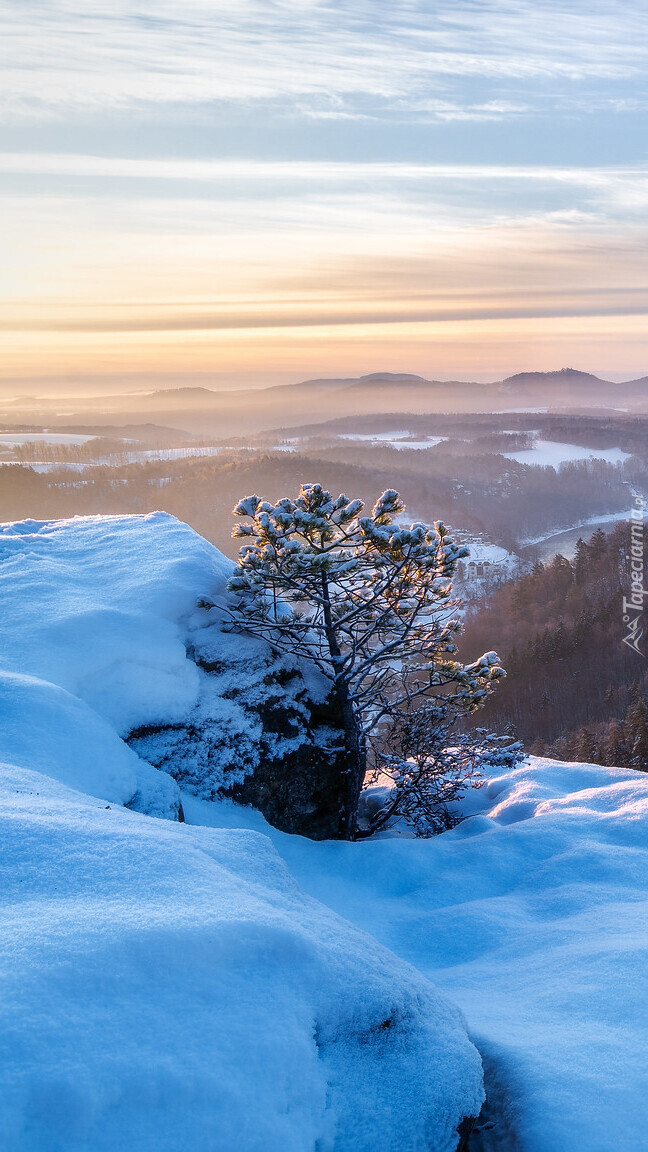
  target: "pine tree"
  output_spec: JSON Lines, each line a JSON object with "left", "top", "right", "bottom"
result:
{"left": 223, "top": 483, "right": 505, "bottom": 837}
{"left": 367, "top": 705, "right": 523, "bottom": 837}
{"left": 573, "top": 538, "right": 590, "bottom": 585}
{"left": 589, "top": 527, "right": 608, "bottom": 560}
{"left": 576, "top": 728, "right": 599, "bottom": 763}
{"left": 626, "top": 698, "right": 648, "bottom": 772}
{"left": 604, "top": 719, "right": 629, "bottom": 768}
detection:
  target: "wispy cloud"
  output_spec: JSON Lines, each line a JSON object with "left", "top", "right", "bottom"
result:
{"left": 2, "top": 158, "right": 647, "bottom": 329}
{"left": 3, "top": 153, "right": 648, "bottom": 229}
{"left": 1, "top": 4, "right": 647, "bottom": 386}
{"left": 1, "top": 0, "right": 647, "bottom": 121}
{"left": 3, "top": 151, "right": 648, "bottom": 186}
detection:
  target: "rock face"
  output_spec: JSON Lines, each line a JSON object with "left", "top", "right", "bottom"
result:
{"left": 128, "top": 615, "right": 351, "bottom": 840}
{"left": 228, "top": 694, "right": 350, "bottom": 840}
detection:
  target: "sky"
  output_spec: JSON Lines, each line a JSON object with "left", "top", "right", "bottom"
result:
{"left": 1, "top": 0, "right": 648, "bottom": 393}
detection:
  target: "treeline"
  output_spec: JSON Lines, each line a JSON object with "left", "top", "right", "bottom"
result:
{"left": 306, "top": 442, "right": 633, "bottom": 548}
{"left": 0, "top": 454, "right": 455, "bottom": 557}
{"left": 554, "top": 697, "right": 648, "bottom": 771}
{"left": 11, "top": 438, "right": 137, "bottom": 464}
{"left": 461, "top": 523, "right": 648, "bottom": 766}
{"left": 272, "top": 411, "right": 648, "bottom": 462}
{"left": 0, "top": 445, "right": 639, "bottom": 558}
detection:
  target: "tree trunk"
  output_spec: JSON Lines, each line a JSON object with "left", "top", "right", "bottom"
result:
{"left": 335, "top": 679, "right": 366, "bottom": 838}
{"left": 321, "top": 571, "right": 366, "bottom": 836}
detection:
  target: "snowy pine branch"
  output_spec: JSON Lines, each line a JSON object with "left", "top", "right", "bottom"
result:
{"left": 222, "top": 482, "right": 507, "bottom": 837}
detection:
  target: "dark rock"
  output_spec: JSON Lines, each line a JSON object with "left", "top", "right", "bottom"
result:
{"left": 456, "top": 1115, "right": 477, "bottom": 1151}
{"left": 127, "top": 621, "right": 350, "bottom": 840}
{"left": 230, "top": 694, "right": 350, "bottom": 840}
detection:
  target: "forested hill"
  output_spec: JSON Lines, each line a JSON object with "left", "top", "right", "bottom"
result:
{"left": 461, "top": 523, "right": 648, "bottom": 766}
{"left": 0, "top": 443, "right": 634, "bottom": 558}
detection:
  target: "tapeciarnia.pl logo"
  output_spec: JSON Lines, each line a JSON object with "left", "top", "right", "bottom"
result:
{"left": 622, "top": 494, "right": 646, "bottom": 657}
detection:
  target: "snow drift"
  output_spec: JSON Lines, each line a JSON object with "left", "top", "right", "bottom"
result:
{"left": 0, "top": 514, "right": 483, "bottom": 1151}
{"left": 0, "top": 763, "right": 482, "bottom": 1152}
{"left": 273, "top": 759, "right": 648, "bottom": 1152}
{"left": 3, "top": 512, "right": 648, "bottom": 1151}
{"left": 0, "top": 512, "right": 226, "bottom": 735}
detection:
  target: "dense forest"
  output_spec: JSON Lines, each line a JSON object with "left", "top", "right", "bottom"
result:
{"left": 0, "top": 444, "right": 639, "bottom": 556}
{"left": 461, "top": 523, "right": 648, "bottom": 768}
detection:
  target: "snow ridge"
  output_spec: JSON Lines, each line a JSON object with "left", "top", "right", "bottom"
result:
{"left": 0, "top": 513, "right": 483, "bottom": 1151}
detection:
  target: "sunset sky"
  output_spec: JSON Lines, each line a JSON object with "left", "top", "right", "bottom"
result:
{"left": 2, "top": 0, "right": 648, "bottom": 392}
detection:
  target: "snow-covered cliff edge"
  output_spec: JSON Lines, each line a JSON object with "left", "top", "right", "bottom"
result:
{"left": 0, "top": 512, "right": 351, "bottom": 836}
{"left": 3, "top": 513, "right": 648, "bottom": 1152}
{"left": 0, "top": 514, "right": 483, "bottom": 1151}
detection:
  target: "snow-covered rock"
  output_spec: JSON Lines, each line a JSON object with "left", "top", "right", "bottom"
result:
{"left": 0, "top": 513, "right": 349, "bottom": 836}
{"left": 0, "top": 512, "right": 484, "bottom": 1150}
{"left": 0, "top": 670, "right": 179, "bottom": 818}
{"left": 0, "top": 513, "right": 227, "bottom": 735}
{"left": 4, "top": 511, "right": 648, "bottom": 1150}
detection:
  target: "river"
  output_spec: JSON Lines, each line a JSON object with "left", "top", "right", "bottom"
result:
{"left": 519, "top": 514, "right": 627, "bottom": 562}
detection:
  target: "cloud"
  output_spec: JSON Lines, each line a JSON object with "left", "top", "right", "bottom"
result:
{"left": 1, "top": 0, "right": 646, "bottom": 122}
{"left": 2, "top": 150, "right": 647, "bottom": 187}
{"left": 3, "top": 153, "right": 648, "bottom": 232}
{"left": 1, "top": 4, "right": 647, "bottom": 386}
{"left": 4, "top": 297, "right": 648, "bottom": 335}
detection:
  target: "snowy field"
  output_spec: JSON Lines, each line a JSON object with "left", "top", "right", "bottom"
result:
{"left": 1, "top": 513, "right": 647, "bottom": 1151}
{"left": 0, "top": 446, "right": 238, "bottom": 471}
{"left": 0, "top": 432, "right": 98, "bottom": 446}
{"left": 338, "top": 431, "right": 447, "bottom": 450}
{"left": 503, "top": 439, "right": 631, "bottom": 467}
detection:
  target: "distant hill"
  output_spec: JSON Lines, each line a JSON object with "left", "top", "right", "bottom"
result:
{"left": 623, "top": 375, "right": 648, "bottom": 391}
{"left": 150, "top": 386, "right": 217, "bottom": 398}
{"left": 359, "top": 372, "right": 431, "bottom": 383}
{"left": 0, "top": 368, "right": 646, "bottom": 437}
{"left": 501, "top": 368, "right": 611, "bottom": 389}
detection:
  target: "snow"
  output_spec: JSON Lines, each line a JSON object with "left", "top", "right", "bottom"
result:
{"left": 0, "top": 513, "right": 231, "bottom": 735}
{"left": 503, "top": 439, "right": 631, "bottom": 467}
{"left": 0, "top": 764, "right": 481, "bottom": 1152}
{"left": 0, "top": 447, "right": 239, "bottom": 469}
{"left": 0, "top": 512, "right": 483, "bottom": 1151}
{"left": 1, "top": 670, "right": 138, "bottom": 804}
{"left": 139, "top": 446, "right": 223, "bottom": 460}
{"left": 0, "top": 432, "right": 98, "bottom": 446}
{"left": 390, "top": 438, "right": 446, "bottom": 451}
{"left": 0, "top": 462, "right": 64, "bottom": 471}
{"left": 0, "top": 670, "right": 181, "bottom": 818}
{"left": 2, "top": 511, "right": 648, "bottom": 1150}
{"left": 460, "top": 540, "right": 512, "bottom": 566}
{"left": 338, "top": 431, "right": 447, "bottom": 450}
{"left": 263, "top": 760, "right": 648, "bottom": 1152}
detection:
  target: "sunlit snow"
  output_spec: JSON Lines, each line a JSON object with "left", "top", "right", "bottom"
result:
{"left": 503, "top": 439, "right": 631, "bottom": 467}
